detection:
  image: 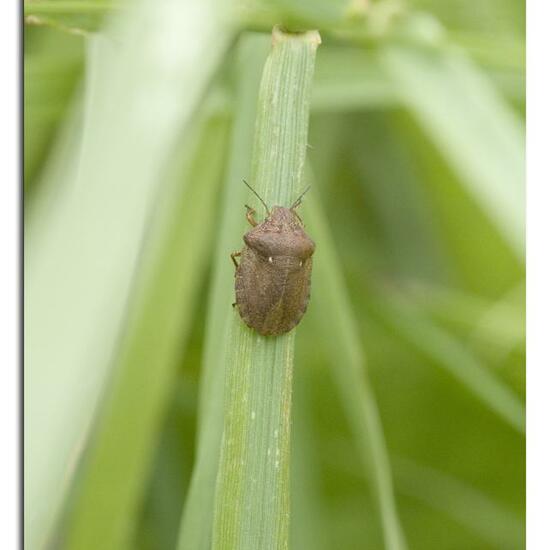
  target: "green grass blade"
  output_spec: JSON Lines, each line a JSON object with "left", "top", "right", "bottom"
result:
{"left": 393, "top": 456, "right": 524, "bottom": 549}
{"left": 24, "top": 1, "right": 231, "bottom": 547}
{"left": 381, "top": 41, "right": 525, "bottom": 258}
{"left": 448, "top": 30, "right": 525, "bottom": 71}
{"left": 24, "top": 1, "right": 118, "bottom": 34}
{"left": 304, "top": 190, "right": 408, "bottom": 550}
{"left": 311, "top": 47, "right": 398, "bottom": 111}
{"left": 212, "top": 27, "right": 321, "bottom": 550}
{"left": 177, "top": 33, "right": 270, "bottom": 550}
{"left": 407, "top": 282, "right": 525, "bottom": 354}
{"left": 65, "top": 110, "right": 230, "bottom": 550}
{"left": 24, "top": 32, "right": 84, "bottom": 191}
{"left": 373, "top": 292, "right": 525, "bottom": 433}
{"left": 290, "top": 365, "right": 331, "bottom": 550}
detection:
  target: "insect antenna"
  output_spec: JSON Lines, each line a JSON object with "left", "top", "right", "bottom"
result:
{"left": 243, "top": 179, "right": 270, "bottom": 214}
{"left": 290, "top": 185, "right": 311, "bottom": 210}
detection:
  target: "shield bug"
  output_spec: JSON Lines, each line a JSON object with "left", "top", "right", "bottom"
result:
{"left": 231, "top": 182, "right": 315, "bottom": 336}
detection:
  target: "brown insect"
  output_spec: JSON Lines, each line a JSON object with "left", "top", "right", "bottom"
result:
{"left": 231, "top": 182, "right": 315, "bottom": 336}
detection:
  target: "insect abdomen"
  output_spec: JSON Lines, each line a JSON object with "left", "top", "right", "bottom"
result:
{"left": 235, "top": 248, "right": 312, "bottom": 336}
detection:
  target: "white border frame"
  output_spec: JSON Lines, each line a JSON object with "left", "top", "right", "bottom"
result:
{"left": 526, "top": 1, "right": 550, "bottom": 548}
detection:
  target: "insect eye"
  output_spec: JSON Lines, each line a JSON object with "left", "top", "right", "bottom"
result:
{"left": 268, "top": 257, "right": 273, "bottom": 263}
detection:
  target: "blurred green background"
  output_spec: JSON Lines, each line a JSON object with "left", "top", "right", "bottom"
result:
{"left": 24, "top": 1, "right": 525, "bottom": 549}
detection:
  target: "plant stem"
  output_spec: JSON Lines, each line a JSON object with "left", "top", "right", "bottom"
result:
{"left": 212, "top": 27, "right": 320, "bottom": 550}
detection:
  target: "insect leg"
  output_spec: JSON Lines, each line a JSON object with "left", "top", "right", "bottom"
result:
{"left": 245, "top": 205, "right": 258, "bottom": 227}
{"left": 231, "top": 251, "right": 241, "bottom": 268}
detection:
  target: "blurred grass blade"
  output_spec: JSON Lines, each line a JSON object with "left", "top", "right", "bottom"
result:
{"left": 374, "top": 292, "right": 525, "bottom": 433}
{"left": 382, "top": 43, "right": 525, "bottom": 258}
{"left": 447, "top": 30, "right": 525, "bottom": 71}
{"left": 393, "top": 456, "right": 525, "bottom": 549}
{"left": 177, "top": 33, "right": 270, "bottom": 550}
{"left": 24, "top": 1, "right": 231, "bottom": 547}
{"left": 212, "top": 27, "right": 321, "bottom": 550}
{"left": 305, "top": 190, "right": 408, "bottom": 550}
{"left": 311, "top": 47, "right": 397, "bottom": 111}
{"left": 240, "top": 0, "right": 350, "bottom": 31}
{"left": 408, "top": 282, "right": 525, "bottom": 355}
{"left": 65, "top": 108, "right": 230, "bottom": 550}
{"left": 470, "top": 284, "right": 525, "bottom": 360}
{"left": 24, "top": 0, "right": 118, "bottom": 34}
{"left": 291, "top": 365, "right": 330, "bottom": 550}
{"left": 24, "top": 32, "right": 84, "bottom": 191}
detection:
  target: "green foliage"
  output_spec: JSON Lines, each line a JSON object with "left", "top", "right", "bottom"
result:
{"left": 24, "top": 1, "right": 525, "bottom": 549}
{"left": 305, "top": 189, "right": 408, "bottom": 550}
{"left": 24, "top": 1, "right": 118, "bottom": 34}
{"left": 65, "top": 110, "right": 230, "bottom": 550}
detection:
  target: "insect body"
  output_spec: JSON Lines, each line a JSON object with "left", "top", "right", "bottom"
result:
{"left": 232, "top": 198, "right": 315, "bottom": 336}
